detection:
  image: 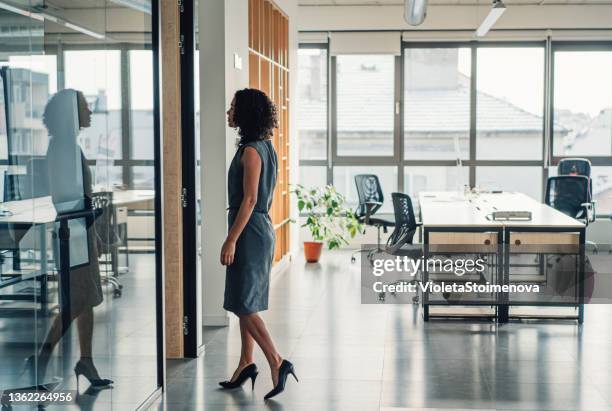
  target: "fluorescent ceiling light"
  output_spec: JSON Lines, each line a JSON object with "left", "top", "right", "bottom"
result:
{"left": 475, "top": 0, "right": 506, "bottom": 38}
{"left": 0, "top": 1, "right": 43, "bottom": 21}
{"left": 0, "top": 2, "right": 105, "bottom": 39}
{"left": 64, "top": 22, "right": 106, "bottom": 40}
{"left": 109, "top": 0, "right": 151, "bottom": 15}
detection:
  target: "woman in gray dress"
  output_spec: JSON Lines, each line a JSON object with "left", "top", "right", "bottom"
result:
{"left": 219, "top": 89, "right": 297, "bottom": 400}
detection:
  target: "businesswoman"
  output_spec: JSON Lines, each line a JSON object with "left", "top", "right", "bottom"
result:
{"left": 29, "top": 89, "right": 112, "bottom": 389}
{"left": 219, "top": 88, "right": 297, "bottom": 400}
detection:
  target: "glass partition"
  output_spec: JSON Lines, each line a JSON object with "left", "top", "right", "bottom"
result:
{"left": 0, "top": 1, "right": 160, "bottom": 409}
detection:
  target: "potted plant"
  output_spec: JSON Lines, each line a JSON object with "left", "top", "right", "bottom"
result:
{"left": 291, "top": 184, "right": 363, "bottom": 263}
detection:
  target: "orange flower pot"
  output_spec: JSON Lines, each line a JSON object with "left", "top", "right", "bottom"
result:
{"left": 303, "top": 241, "right": 323, "bottom": 263}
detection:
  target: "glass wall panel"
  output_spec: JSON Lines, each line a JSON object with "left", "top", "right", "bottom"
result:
{"left": 476, "top": 47, "right": 545, "bottom": 160}
{"left": 336, "top": 55, "right": 394, "bottom": 157}
{"left": 65, "top": 50, "right": 123, "bottom": 161}
{"left": 333, "top": 166, "right": 397, "bottom": 213}
{"left": 0, "top": 1, "right": 160, "bottom": 409}
{"left": 130, "top": 50, "right": 154, "bottom": 161}
{"left": 553, "top": 51, "right": 612, "bottom": 157}
{"left": 298, "top": 48, "right": 327, "bottom": 160}
{"left": 404, "top": 48, "right": 471, "bottom": 160}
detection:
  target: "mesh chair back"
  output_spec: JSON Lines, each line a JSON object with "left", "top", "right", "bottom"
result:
{"left": 354, "top": 174, "right": 383, "bottom": 218}
{"left": 558, "top": 158, "right": 592, "bottom": 201}
{"left": 545, "top": 175, "right": 589, "bottom": 220}
{"left": 91, "top": 191, "right": 121, "bottom": 252}
{"left": 3, "top": 172, "right": 30, "bottom": 201}
{"left": 388, "top": 192, "right": 418, "bottom": 249}
{"left": 558, "top": 158, "right": 591, "bottom": 177}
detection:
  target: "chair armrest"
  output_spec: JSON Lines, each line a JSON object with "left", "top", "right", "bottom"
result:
{"left": 581, "top": 201, "right": 596, "bottom": 224}
{"left": 363, "top": 201, "right": 382, "bottom": 225}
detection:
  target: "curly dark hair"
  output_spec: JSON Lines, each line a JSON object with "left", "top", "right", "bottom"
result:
{"left": 232, "top": 88, "right": 278, "bottom": 145}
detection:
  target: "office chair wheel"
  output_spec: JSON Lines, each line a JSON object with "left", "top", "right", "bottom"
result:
{"left": 351, "top": 256, "right": 356, "bottom": 263}
{"left": 412, "top": 296, "right": 419, "bottom": 304}
{"left": 113, "top": 289, "right": 122, "bottom": 298}
{"left": 378, "top": 292, "right": 385, "bottom": 302}
{"left": 118, "top": 284, "right": 124, "bottom": 290}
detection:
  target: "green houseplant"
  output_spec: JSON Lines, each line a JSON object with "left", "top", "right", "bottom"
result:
{"left": 291, "top": 184, "right": 363, "bottom": 262}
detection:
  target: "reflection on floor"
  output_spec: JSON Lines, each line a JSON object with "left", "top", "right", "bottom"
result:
{"left": 0, "top": 254, "right": 158, "bottom": 410}
{"left": 160, "top": 250, "right": 612, "bottom": 411}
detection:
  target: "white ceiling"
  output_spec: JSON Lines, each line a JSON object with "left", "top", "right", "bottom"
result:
{"left": 299, "top": 0, "right": 612, "bottom": 5}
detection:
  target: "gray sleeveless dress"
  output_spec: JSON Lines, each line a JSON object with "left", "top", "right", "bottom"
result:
{"left": 224, "top": 139, "right": 277, "bottom": 315}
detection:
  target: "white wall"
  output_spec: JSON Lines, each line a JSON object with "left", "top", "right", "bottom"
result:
{"left": 199, "top": 0, "right": 299, "bottom": 326}
{"left": 298, "top": 4, "right": 612, "bottom": 33}
{"left": 199, "top": 0, "right": 249, "bottom": 327}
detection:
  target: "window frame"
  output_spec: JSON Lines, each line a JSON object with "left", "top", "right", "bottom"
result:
{"left": 332, "top": 52, "right": 400, "bottom": 163}
{"left": 550, "top": 41, "right": 612, "bottom": 166}
{"left": 298, "top": 38, "right": 612, "bottom": 218}
{"left": 44, "top": 43, "right": 154, "bottom": 189}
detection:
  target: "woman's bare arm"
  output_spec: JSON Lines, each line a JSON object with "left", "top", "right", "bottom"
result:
{"left": 220, "top": 146, "right": 262, "bottom": 266}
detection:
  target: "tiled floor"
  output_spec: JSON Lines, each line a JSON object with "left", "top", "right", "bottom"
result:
{"left": 155, "top": 250, "right": 612, "bottom": 411}
{"left": 0, "top": 254, "right": 158, "bottom": 411}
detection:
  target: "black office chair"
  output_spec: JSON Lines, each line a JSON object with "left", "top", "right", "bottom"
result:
{"left": 558, "top": 158, "right": 591, "bottom": 178}
{"left": 545, "top": 176, "right": 594, "bottom": 224}
{"left": 3, "top": 172, "right": 28, "bottom": 202}
{"left": 378, "top": 193, "right": 422, "bottom": 303}
{"left": 386, "top": 193, "right": 420, "bottom": 254}
{"left": 546, "top": 175, "right": 597, "bottom": 254}
{"left": 350, "top": 174, "right": 394, "bottom": 263}
{"left": 92, "top": 191, "right": 123, "bottom": 298}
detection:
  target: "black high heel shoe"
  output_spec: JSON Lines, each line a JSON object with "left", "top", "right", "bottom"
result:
{"left": 264, "top": 360, "right": 298, "bottom": 400}
{"left": 219, "top": 363, "right": 259, "bottom": 389}
{"left": 74, "top": 360, "right": 113, "bottom": 390}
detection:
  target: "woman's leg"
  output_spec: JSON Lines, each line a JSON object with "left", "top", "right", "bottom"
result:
{"left": 75, "top": 307, "right": 104, "bottom": 379}
{"left": 229, "top": 316, "right": 256, "bottom": 382}
{"left": 76, "top": 307, "right": 94, "bottom": 358}
{"left": 33, "top": 312, "right": 73, "bottom": 383}
{"left": 239, "top": 313, "right": 282, "bottom": 386}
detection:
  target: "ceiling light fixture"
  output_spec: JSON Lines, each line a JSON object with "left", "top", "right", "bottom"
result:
{"left": 475, "top": 0, "right": 506, "bottom": 38}
{"left": 0, "top": 1, "right": 43, "bottom": 21}
{"left": 404, "top": 0, "right": 428, "bottom": 26}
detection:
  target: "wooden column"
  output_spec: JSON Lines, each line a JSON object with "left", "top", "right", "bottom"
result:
{"left": 160, "top": 0, "right": 183, "bottom": 358}
{"left": 248, "top": 0, "right": 290, "bottom": 265}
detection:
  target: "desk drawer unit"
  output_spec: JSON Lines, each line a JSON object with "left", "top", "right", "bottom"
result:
{"left": 428, "top": 232, "right": 498, "bottom": 246}
{"left": 509, "top": 232, "right": 580, "bottom": 254}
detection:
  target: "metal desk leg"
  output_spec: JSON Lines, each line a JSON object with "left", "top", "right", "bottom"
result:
{"left": 58, "top": 220, "right": 71, "bottom": 333}
{"left": 39, "top": 225, "right": 48, "bottom": 315}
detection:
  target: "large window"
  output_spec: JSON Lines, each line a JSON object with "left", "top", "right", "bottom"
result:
{"left": 404, "top": 47, "right": 471, "bottom": 160}
{"left": 476, "top": 46, "right": 545, "bottom": 160}
{"left": 65, "top": 50, "right": 123, "bottom": 162}
{"left": 336, "top": 54, "right": 395, "bottom": 157}
{"left": 552, "top": 46, "right": 612, "bottom": 214}
{"left": 298, "top": 41, "right": 612, "bottom": 215}
{"left": 298, "top": 48, "right": 327, "bottom": 161}
{"left": 553, "top": 50, "right": 612, "bottom": 157}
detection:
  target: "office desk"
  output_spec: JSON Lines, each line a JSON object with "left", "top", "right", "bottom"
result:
{"left": 419, "top": 191, "right": 586, "bottom": 323}
{"left": 0, "top": 191, "right": 153, "bottom": 310}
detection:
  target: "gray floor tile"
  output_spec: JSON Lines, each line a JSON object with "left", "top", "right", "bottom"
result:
{"left": 158, "top": 250, "right": 612, "bottom": 411}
